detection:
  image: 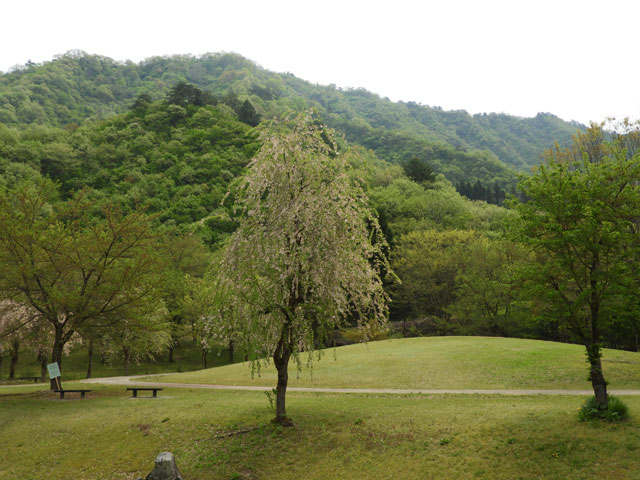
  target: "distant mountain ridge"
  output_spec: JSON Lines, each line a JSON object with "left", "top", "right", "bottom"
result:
{"left": 0, "top": 51, "right": 584, "bottom": 186}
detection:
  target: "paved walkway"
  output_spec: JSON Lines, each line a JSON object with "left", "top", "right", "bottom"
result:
{"left": 3, "top": 374, "right": 640, "bottom": 395}
{"left": 77, "top": 375, "right": 640, "bottom": 396}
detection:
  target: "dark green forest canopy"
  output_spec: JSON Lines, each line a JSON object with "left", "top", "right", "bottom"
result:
{"left": 0, "top": 51, "right": 584, "bottom": 188}
{"left": 0, "top": 98, "right": 259, "bottom": 247}
{"left": 0, "top": 95, "right": 515, "bottom": 255}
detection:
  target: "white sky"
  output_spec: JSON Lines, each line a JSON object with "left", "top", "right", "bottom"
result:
{"left": 2, "top": 0, "right": 639, "bottom": 124}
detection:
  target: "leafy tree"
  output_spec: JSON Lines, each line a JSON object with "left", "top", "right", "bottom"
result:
{"left": 445, "top": 237, "right": 532, "bottom": 337}
{"left": 403, "top": 156, "right": 435, "bottom": 183}
{"left": 157, "top": 232, "right": 211, "bottom": 362}
{"left": 98, "top": 312, "right": 171, "bottom": 376}
{"left": 167, "top": 82, "right": 216, "bottom": 107}
{"left": 213, "top": 112, "right": 389, "bottom": 425}
{"left": 509, "top": 125, "right": 640, "bottom": 408}
{"left": 236, "top": 99, "right": 261, "bottom": 127}
{"left": 181, "top": 270, "right": 224, "bottom": 369}
{"left": 390, "top": 229, "right": 479, "bottom": 325}
{"left": 131, "top": 93, "right": 152, "bottom": 113}
{"left": 0, "top": 180, "right": 165, "bottom": 389}
{"left": 368, "top": 179, "right": 470, "bottom": 236}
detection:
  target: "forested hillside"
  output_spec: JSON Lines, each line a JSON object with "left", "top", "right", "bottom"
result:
{"left": 1, "top": 52, "right": 638, "bottom": 398}
{"left": 0, "top": 95, "right": 259, "bottom": 247}
{"left": 0, "top": 51, "right": 584, "bottom": 190}
{"left": 0, "top": 90, "right": 508, "bottom": 248}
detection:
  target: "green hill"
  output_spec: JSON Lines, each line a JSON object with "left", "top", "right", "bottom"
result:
{"left": 0, "top": 92, "right": 516, "bottom": 249}
{"left": 0, "top": 51, "right": 585, "bottom": 188}
{"left": 147, "top": 336, "right": 640, "bottom": 390}
{"left": 0, "top": 96, "right": 260, "bottom": 246}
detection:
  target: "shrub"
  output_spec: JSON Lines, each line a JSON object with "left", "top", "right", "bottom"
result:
{"left": 578, "top": 395, "right": 629, "bottom": 422}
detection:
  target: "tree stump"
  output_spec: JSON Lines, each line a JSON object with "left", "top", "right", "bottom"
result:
{"left": 138, "top": 452, "right": 183, "bottom": 480}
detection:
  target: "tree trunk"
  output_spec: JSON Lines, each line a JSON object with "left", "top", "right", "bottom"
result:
{"left": 586, "top": 269, "right": 608, "bottom": 408}
{"left": 8, "top": 339, "right": 19, "bottom": 379}
{"left": 9, "top": 354, "right": 18, "bottom": 379}
{"left": 50, "top": 336, "right": 65, "bottom": 390}
{"left": 38, "top": 350, "right": 48, "bottom": 383}
{"left": 168, "top": 345, "right": 175, "bottom": 363}
{"left": 86, "top": 337, "right": 94, "bottom": 379}
{"left": 272, "top": 328, "right": 293, "bottom": 426}
{"left": 273, "top": 351, "right": 291, "bottom": 424}
{"left": 551, "top": 320, "right": 559, "bottom": 342}
{"left": 123, "top": 346, "right": 130, "bottom": 376}
{"left": 586, "top": 343, "right": 608, "bottom": 408}
{"left": 201, "top": 347, "right": 208, "bottom": 369}
{"left": 228, "top": 339, "right": 234, "bottom": 364}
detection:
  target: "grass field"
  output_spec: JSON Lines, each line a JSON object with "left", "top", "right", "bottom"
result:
{"left": 2, "top": 385, "right": 640, "bottom": 479}
{"left": 3, "top": 336, "right": 640, "bottom": 479}
{"left": 147, "top": 336, "right": 640, "bottom": 390}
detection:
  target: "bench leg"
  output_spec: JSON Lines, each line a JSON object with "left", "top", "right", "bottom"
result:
{"left": 60, "top": 391, "right": 65, "bottom": 399}
{"left": 133, "top": 390, "right": 138, "bottom": 398}
{"left": 81, "top": 391, "right": 85, "bottom": 398}
{"left": 153, "top": 390, "right": 157, "bottom": 397}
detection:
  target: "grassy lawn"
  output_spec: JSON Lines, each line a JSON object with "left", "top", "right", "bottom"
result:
{"left": 1, "top": 384, "right": 640, "bottom": 480}
{"left": 147, "top": 337, "right": 640, "bottom": 390}
{"left": 3, "top": 337, "right": 640, "bottom": 479}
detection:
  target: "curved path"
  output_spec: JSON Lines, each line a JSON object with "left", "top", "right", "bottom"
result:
{"left": 78, "top": 374, "right": 640, "bottom": 396}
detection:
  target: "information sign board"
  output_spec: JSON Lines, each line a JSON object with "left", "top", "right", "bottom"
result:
{"left": 47, "top": 362, "right": 61, "bottom": 379}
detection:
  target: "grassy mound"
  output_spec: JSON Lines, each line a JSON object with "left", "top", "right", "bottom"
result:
{"left": 147, "top": 336, "right": 640, "bottom": 390}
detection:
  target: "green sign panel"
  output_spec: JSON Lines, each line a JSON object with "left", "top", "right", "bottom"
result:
{"left": 47, "top": 362, "right": 60, "bottom": 379}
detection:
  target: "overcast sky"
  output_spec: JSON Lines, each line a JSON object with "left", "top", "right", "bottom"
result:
{"left": 2, "top": 0, "right": 639, "bottom": 124}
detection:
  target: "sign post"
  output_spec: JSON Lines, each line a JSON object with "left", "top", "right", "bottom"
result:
{"left": 47, "top": 362, "right": 61, "bottom": 390}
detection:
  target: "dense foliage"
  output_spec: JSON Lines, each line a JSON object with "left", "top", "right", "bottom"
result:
{"left": 0, "top": 89, "right": 260, "bottom": 247}
{"left": 508, "top": 125, "right": 640, "bottom": 406}
{"left": 0, "top": 51, "right": 584, "bottom": 193}
{"left": 0, "top": 180, "right": 169, "bottom": 388}
{"left": 2, "top": 51, "right": 638, "bottom": 415}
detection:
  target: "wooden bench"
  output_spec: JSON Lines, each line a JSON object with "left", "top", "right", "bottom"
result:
{"left": 127, "top": 387, "right": 163, "bottom": 398}
{"left": 18, "top": 376, "right": 41, "bottom": 383}
{"left": 53, "top": 389, "right": 91, "bottom": 399}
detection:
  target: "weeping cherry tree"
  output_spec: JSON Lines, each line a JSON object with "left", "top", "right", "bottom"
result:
{"left": 214, "top": 112, "right": 390, "bottom": 425}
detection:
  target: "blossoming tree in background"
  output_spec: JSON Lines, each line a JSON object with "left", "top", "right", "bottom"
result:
{"left": 213, "top": 112, "right": 390, "bottom": 425}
